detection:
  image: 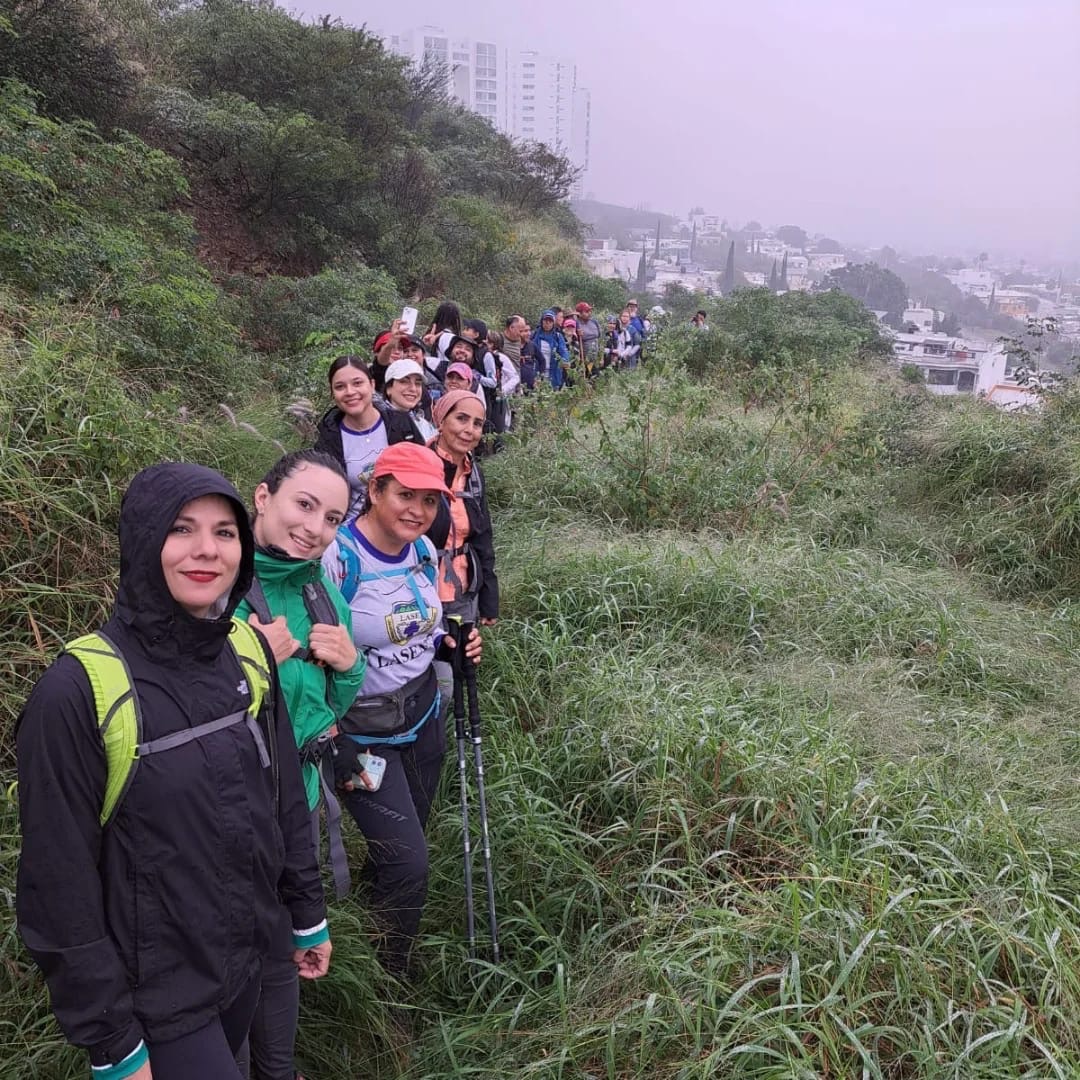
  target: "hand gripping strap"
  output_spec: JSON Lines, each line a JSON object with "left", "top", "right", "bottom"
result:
{"left": 65, "top": 631, "right": 142, "bottom": 827}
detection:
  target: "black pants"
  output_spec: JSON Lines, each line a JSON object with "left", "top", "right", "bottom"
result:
{"left": 341, "top": 708, "right": 446, "bottom": 976}
{"left": 235, "top": 906, "right": 298, "bottom": 1080}
{"left": 149, "top": 974, "right": 260, "bottom": 1080}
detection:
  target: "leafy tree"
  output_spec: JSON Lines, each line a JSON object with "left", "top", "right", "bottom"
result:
{"left": 546, "top": 267, "right": 627, "bottom": 314}
{"left": 874, "top": 245, "right": 900, "bottom": 270}
{"left": 776, "top": 224, "right": 807, "bottom": 249}
{"left": 150, "top": 89, "right": 368, "bottom": 262}
{"left": 812, "top": 236, "right": 843, "bottom": 253}
{"left": 658, "top": 281, "right": 709, "bottom": 321}
{"left": 168, "top": 0, "right": 412, "bottom": 157}
{"left": 0, "top": 79, "right": 241, "bottom": 396}
{"left": 0, "top": 0, "right": 136, "bottom": 129}
{"left": 485, "top": 139, "right": 580, "bottom": 216}
{"left": 824, "top": 263, "right": 909, "bottom": 328}
{"left": 893, "top": 265, "right": 964, "bottom": 312}
{"left": 933, "top": 312, "right": 962, "bottom": 335}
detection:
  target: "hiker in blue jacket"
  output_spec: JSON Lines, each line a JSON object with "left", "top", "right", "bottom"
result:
{"left": 530, "top": 309, "right": 569, "bottom": 388}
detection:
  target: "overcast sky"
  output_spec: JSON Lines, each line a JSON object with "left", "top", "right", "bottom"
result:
{"left": 286, "top": 0, "right": 1079, "bottom": 264}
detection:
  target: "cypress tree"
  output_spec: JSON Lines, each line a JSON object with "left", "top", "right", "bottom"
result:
{"left": 779, "top": 252, "right": 789, "bottom": 291}
{"left": 768, "top": 260, "right": 778, "bottom": 292}
{"left": 722, "top": 241, "right": 736, "bottom": 294}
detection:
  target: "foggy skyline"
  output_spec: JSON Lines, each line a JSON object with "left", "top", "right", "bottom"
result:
{"left": 287, "top": 0, "right": 1080, "bottom": 264}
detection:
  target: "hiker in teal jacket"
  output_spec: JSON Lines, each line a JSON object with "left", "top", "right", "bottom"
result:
{"left": 235, "top": 449, "right": 367, "bottom": 1080}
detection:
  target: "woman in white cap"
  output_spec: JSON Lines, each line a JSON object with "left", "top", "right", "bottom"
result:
{"left": 383, "top": 358, "right": 437, "bottom": 442}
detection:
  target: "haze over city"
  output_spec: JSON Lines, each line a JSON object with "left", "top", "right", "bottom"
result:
{"left": 287, "top": 0, "right": 1080, "bottom": 264}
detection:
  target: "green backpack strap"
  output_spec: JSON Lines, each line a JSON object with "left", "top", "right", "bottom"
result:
{"left": 229, "top": 616, "right": 271, "bottom": 721}
{"left": 64, "top": 620, "right": 272, "bottom": 828}
{"left": 65, "top": 631, "right": 142, "bottom": 827}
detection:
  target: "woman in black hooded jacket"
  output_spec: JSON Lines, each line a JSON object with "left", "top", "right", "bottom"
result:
{"left": 16, "top": 462, "right": 329, "bottom": 1080}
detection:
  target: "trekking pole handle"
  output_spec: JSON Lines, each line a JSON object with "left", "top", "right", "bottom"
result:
{"left": 444, "top": 614, "right": 465, "bottom": 679}
{"left": 458, "top": 620, "right": 476, "bottom": 673}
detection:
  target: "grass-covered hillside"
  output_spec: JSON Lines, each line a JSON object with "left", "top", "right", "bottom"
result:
{"left": 5, "top": 275, "right": 1080, "bottom": 1077}
{"left": 2, "top": 3, "right": 1079, "bottom": 1078}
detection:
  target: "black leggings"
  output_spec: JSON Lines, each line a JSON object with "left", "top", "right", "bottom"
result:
{"left": 235, "top": 906, "right": 299, "bottom": 1080}
{"left": 341, "top": 708, "right": 446, "bottom": 976}
{"left": 148, "top": 974, "right": 260, "bottom": 1080}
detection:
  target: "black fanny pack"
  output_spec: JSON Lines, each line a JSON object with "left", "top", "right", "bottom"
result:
{"left": 340, "top": 667, "right": 438, "bottom": 738}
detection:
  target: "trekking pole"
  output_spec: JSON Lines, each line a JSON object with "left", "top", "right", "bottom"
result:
{"left": 448, "top": 617, "right": 477, "bottom": 958}
{"left": 463, "top": 645, "right": 500, "bottom": 962}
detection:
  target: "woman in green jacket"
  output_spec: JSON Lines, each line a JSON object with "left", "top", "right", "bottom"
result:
{"left": 235, "top": 449, "right": 367, "bottom": 1080}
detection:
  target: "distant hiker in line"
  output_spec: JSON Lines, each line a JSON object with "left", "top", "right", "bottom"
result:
{"left": 235, "top": 450, "right": 366, "bottom": 1080}
{"left": 486, "top": 327, "right": 520, "bottom": 433}
{"left": 574, "top": 301, "right": 602, "bottom": 375}
{"left": 531, "top": 309, "right": 569, "bottom": 388}
{"left": 422, "top": 300, "right": 463, "bottom": 371}
{"left": 508, "top": 316, "right": 538, "bottom": 391}
{"left": 616, "top": 308, "right": 643, "bottom": 370}
{"left": 603, "top": 314, "right": 620, "bottom": 369}
{"left": 625, "top": 298, "right": 648, "bottom": 362}
{"left": 501, "top": 314, "right": 528, "bottom": 370}
{"left": 16, "top": 462, "right": 329, "bottom": 1080}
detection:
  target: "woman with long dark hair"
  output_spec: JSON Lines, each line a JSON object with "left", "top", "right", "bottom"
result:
{"left": 314, "top": 355, "right": 424, "bottom": 516}
{"left": 235, "top": 449, "right": 366, "bottom": 1080}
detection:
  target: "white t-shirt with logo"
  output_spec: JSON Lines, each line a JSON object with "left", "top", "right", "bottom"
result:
{"left": 322, "top": 525, "right": 442, "bottom": 698}
{"left": 340, "top": 416, "right": 388, "bottom": 515}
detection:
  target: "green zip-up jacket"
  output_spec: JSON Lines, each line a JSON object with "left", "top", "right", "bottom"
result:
{"left": 235, "top": 550, "right": 367, "bottom": 810}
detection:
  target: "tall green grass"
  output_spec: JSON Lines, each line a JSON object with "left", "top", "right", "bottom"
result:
{"left": 3, "top": 351, "right": 1079, "bottom": 1078}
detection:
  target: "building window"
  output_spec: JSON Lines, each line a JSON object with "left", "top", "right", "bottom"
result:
{"left": 926, "top": 368, "right": 957, "bottom": 386}
{"left": 956, "top": 371, "right": 976, "bottom": 391}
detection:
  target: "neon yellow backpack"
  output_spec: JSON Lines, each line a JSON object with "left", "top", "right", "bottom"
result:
{"left": 64, "top": 618, "right": 272, "bottom": 826}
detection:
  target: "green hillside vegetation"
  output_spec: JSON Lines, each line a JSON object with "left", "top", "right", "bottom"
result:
{"left": 3, "top": 3, "right": 1080, "bottom": 1078}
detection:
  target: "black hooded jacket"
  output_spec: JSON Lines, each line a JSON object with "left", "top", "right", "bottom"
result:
{"left": 16, "top": 463, "right": 324, "bottom": 1068}
{"left": 314, "top": 403, "right": 424, "bottom": 464}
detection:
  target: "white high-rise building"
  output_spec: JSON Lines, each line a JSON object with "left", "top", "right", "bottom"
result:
{"left": 385, "top": 26, "right": 589, "bottom": 190}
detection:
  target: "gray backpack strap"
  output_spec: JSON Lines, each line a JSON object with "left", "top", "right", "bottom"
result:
{"left": 136, "top": 709, "right": 270, "bottom": 768}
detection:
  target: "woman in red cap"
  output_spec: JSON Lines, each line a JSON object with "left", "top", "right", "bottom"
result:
{"left": 321, "top": 442, "right": 481, "bottom": 977}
